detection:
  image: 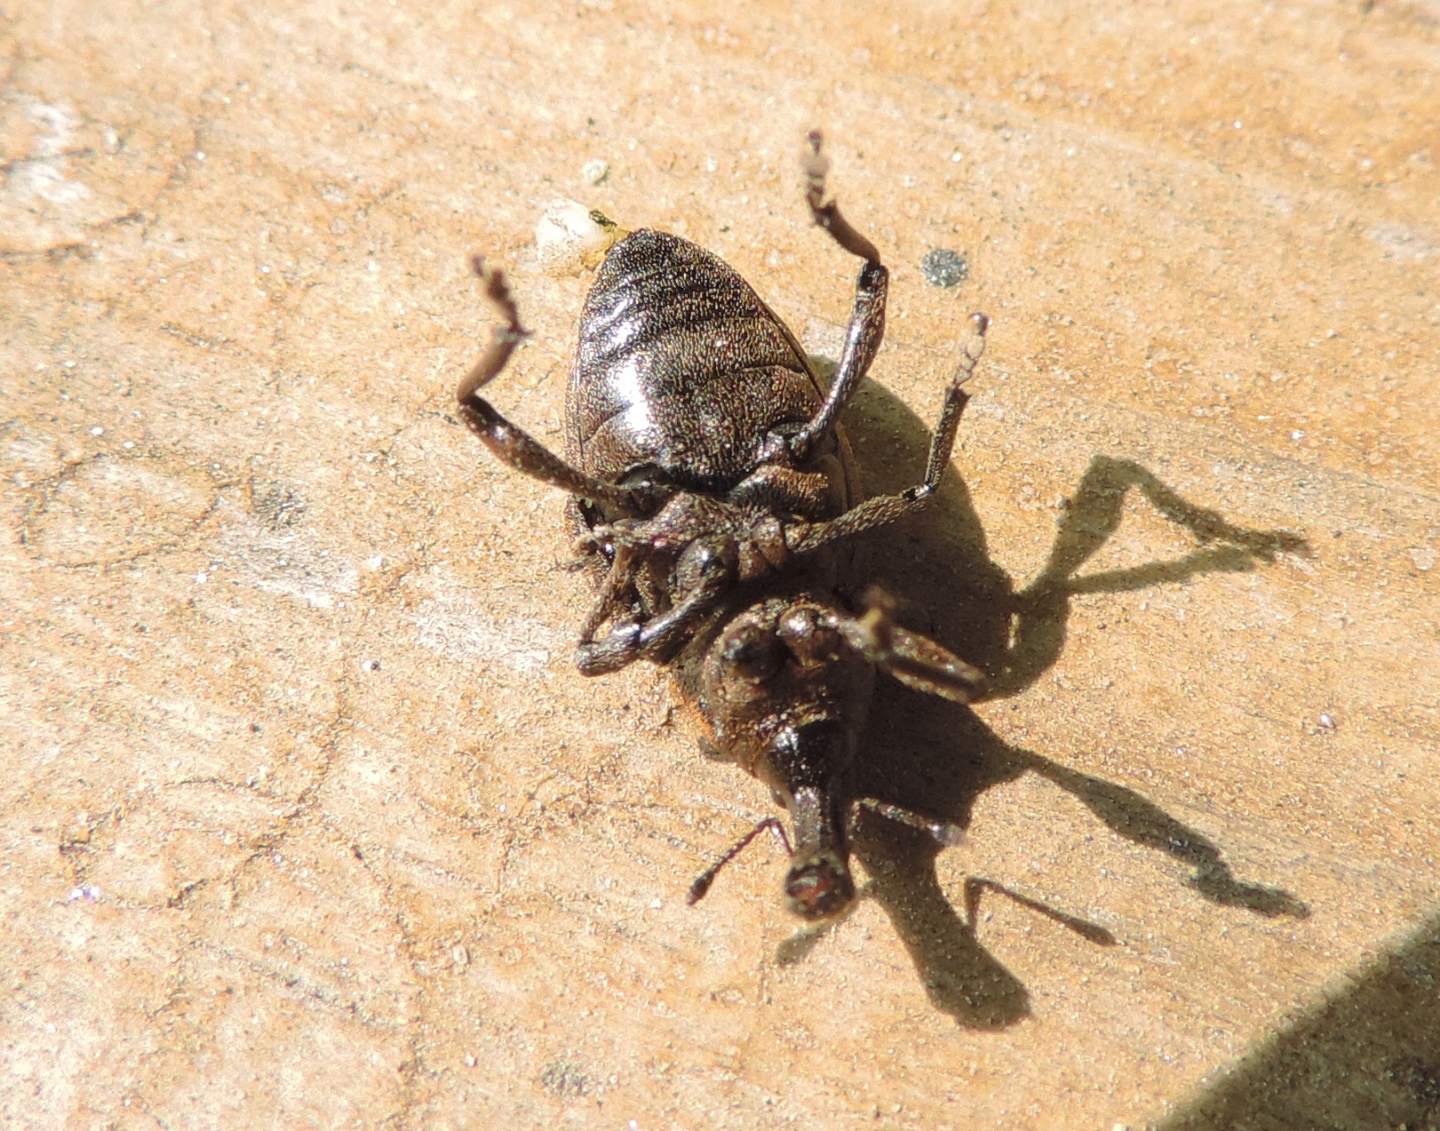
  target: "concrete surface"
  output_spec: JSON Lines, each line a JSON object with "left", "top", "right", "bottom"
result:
{"left": 3, "top": 1, "right": 1437, "bottom": 1128}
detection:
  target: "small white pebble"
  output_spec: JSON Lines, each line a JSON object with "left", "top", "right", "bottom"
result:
{"left": 649, "top": 897, "right": 662, "bottom": 910}
{"left": 581, "top": 158, "right": 609, "bottom": 185}
{"left": 361, "top": 658, "right": 380, "bottom": 672}
{"left": 1290, "top": 430, "right": 1305, "bottom": 441}
{"left": 194, "top": 571, "right": 208, "bottom": 584}
{"left": 90, "top": 425, "right": 104, "bottom": 436}
{"left": 122, "top": 440, "right": 135, "bottom": 450}
{"left": 1409, "top": 546, "right": 1436, "bottom": 572}
{"left": 1318, "top": 713, "right": 1337, "bottom": 731}
{"left": 535, "top": 198, "right": 614, "bottom": 274}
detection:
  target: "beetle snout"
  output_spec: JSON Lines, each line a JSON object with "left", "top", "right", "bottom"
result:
{"left": 784, "top": 849, "right": 856, "bottom": 921}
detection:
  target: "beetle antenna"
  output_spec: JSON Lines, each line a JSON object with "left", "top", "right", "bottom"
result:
{"left": 687, "top": 817, "right": 792, "bottom": 905}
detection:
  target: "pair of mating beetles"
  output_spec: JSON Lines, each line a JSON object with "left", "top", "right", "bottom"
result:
{"left": 456, "top": 133, "right": 988, "bottom": 921}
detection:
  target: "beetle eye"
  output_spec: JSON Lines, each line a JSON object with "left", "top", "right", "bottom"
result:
{"left": 721, "top": 624, "right": 784, "bottom": 683}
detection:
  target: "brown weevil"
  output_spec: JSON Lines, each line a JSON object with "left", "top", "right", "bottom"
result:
{"left": 456, "top": 132, "right": 989, "bottom": 922}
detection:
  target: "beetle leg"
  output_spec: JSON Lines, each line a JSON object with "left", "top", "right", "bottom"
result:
{"left": 577, "top": 542, "right": 641, "bottom": 643}
{"left": 572, "top": 517, "right": 651, "bottom": 558}
{"left": 782, "top": 312, "right": 989, "bottom": 557}
{"left": 829, "top": 594, "right": 984, "bottom": 703}
{"left": 457, "top": 257, "right": 652, "bottom": 513}
{"left": 788, "top": 131, "right": 889, "bottom": 465}
{"left": 574, "top": 537, "right": 736, "bottom": 675}
{"left": 727, "top": 464, "right": 834, "bottom": 516}
{"left": 849, "top": 798, "right": 965, "bottom": 848}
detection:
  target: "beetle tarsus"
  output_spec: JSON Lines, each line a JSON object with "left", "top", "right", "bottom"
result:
{"left": 789, "top": 130, "right": 888, "bottom": 465}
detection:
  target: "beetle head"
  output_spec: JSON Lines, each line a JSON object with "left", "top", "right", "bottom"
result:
{"left": 694, "top": 600, "right": 872, "bottom": 920}
{"left": 783, "top": 847, "right": 856, "bottom": 921}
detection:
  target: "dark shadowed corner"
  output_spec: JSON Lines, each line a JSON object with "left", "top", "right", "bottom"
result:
{"left": 1161, "top": 910, "right": 1440, "bottom": 1131}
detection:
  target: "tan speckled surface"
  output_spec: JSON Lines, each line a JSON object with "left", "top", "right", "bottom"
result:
{"left": 3, "top": 3, "right": 1438, "bottom": 1128}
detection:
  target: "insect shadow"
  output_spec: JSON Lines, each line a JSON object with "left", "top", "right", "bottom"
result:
{"left": 775, "top": 363, "right": 1312, "bottom": 1030}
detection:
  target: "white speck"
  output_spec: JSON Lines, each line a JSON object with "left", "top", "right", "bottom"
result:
{"left": 1290, "top": 430, "right": 1305, "bottom": 441}
{"left": 89, "top": 425, "right": 104, "bottom": 436}
{"left": 465, "top": 1054, "right": 477, "bottom": 1068}
{"left": 63, "top": 359, "right": 76, "bottom": 369}
{"left": 1318, "top": 713, "right": 1336, "bottom": 731}
{"left": 367, "top": 259, "right": 380, "bottom": 274}
{"left": 365, "top": 554, "right": 385, "bottom": 570}
{"left": 649, "top": 897, "right": 662, "bottom": 910}
{"left": 195, "top": 150, "right": 206, "bottom": 161}
{"left": 259, "top": 264, "right": 272, "bottom": 274}
{"left": 535, "top": 198, "right": 614, "bottom": 274}
{"left": 66, "top": 884, "right": 101, "bottom": 903}
{"left": 360, "top": 658, "right": 380, "bottom": 672}
{"left": 1409, "top": 547, "right": 1436, "bottom": 571}
{"left": 1233, "top": 120, "right": 1243, "bottom": 129}
{"left": 581, "top": 158, "right": 609, "bottom": 185}
{"left": 122, "top": 440, "right": 134, "bottom": 449}
{"left": 949, "top": 149, "right": 964, "bottom": 163}
{"left": 451, "top": 944, "right": 469, "bottom": 966}
{"left": 194, "top": 571, "right": 208, "bottom": 584}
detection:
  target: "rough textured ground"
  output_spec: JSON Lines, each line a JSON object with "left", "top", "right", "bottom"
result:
{"left": 3, "top": 2, "right": 1437, "bottom": 1128}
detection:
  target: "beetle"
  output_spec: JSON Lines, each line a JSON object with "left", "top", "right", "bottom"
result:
{"left": 456, "top": 132, "right": 990, "bottom": 921}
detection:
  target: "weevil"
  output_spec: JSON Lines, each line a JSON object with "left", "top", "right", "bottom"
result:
{"left": 456, "top": 132, "right": 989, "bottom": 921}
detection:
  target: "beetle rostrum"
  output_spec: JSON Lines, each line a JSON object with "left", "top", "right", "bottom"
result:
{"left": 456, "top": 131, "right": 989, "bottom": 922}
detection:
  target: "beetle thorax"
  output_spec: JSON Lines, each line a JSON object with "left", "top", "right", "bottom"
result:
{"left": 696, "top": 596, "right": 876, "bottom": 794}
